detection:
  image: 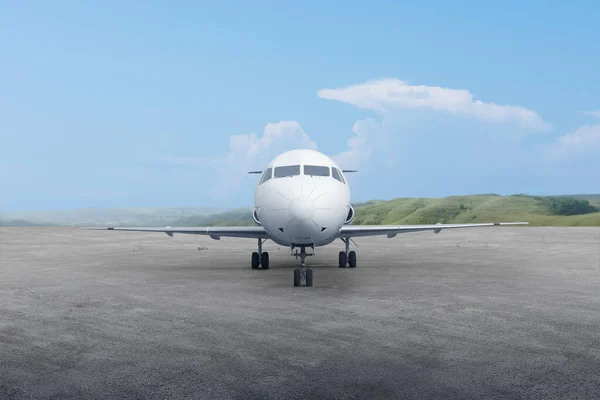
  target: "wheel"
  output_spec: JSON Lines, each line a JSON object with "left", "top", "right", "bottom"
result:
{"left": 348, "top": 251, "right": 357, "bottom": 268}
{"left": 306, "top": 269, "right": 313, "bottom": 287}
{"left": 293, "top": 269, "right": 301, "bottom": 287}
{"left": 338, "top": 251, "right": 347, "bottom": 268}
{"left": 261, "top": 252, "right": 270, "bottom": 269}
{"left": 251, "top": 252, "right": 260, "bottom": 269}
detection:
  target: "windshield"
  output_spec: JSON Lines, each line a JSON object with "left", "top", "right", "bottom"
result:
{"left": 260, "top": 167, "right": 272, "bottom": 184}
{"left": 304, "top": 165, "right": 330, "bottom": 177}
{"left": 332, "top": 167, "right": 345, "bottom": 183}
{"left": 274, "top": 165, "right": 300, "bottom": 178}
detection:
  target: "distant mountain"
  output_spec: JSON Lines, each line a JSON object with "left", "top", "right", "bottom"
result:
{"left": 170, "top": 208, "right": 255, "bottom": 227}
{"left": 0, "top": 207, "right": 226, "bottom": 227}
{"left": 0, "top": 218, "right": 51, "bottom": 227}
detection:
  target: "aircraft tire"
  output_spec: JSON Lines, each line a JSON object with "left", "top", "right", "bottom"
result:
{"left": 306, "top": 269, "right": 313, "bottom": 287}
{"left": 348, "top": 251, "right": 357, "bottom": 268}
{"left": 338, "top": 251, "right": 347, "bottom": 268}
{"left": 251, "top": 252, "right": 260, "bottom": 269}
{"left": 261, "top": 252, "right": 270, "bottom": 269}
{"left": 293, "top": 269, "right": 301, "bottom": 287}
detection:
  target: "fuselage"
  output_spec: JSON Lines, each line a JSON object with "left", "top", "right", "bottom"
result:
{"left": 253, "top": 149, "right": 352, "bottom": 247}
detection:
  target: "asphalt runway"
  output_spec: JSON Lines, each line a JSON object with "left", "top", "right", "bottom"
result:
{"left": 1, "top": 227, "right": 599, "bottom": 399}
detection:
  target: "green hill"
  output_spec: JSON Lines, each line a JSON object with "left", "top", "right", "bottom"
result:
{"left": 352, "top": 195, "right": 600, "bottom": 226}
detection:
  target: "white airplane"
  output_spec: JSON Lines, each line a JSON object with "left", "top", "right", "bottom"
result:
{"left": 83, "top": 149, "right": 528, "bottom": 287}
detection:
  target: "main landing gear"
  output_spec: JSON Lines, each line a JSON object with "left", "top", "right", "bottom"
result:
{"left": 338, "top": 238, "right": 357, "bottom": 268}
{"left": 251, "top": 239, "right": 356, "bottom": 287}
{"left": 292, "top": 245, "right": 314, "bottom": 287}
{"left": 251, "top": 238, "right": 270, "bottom": 269}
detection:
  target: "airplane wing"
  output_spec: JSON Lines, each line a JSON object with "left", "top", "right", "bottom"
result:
{"left": 339, "top": 222, "right": 528, "bottom": 238}
{"left": 80, "top": 226, "right": 268, "bottom": 240}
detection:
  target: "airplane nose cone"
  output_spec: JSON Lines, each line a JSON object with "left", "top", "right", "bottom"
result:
{"left": 288, "top": 196, "right": 316, "bottom": 221}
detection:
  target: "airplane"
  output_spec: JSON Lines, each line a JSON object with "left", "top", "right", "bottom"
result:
{"left": 82, "top": 149, "right": 528, "bottom": 287}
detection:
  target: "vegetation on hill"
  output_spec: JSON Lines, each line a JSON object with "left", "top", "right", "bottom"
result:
{"left": 560, "top": 194, "right": 600, "bottom": 208}
{"left": 352, "top": 195, "right": 600, "bottom": 226}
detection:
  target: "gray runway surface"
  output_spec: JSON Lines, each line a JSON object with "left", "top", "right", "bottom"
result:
{"left": 1, "top": 227, "right": 599, "bottom": 399}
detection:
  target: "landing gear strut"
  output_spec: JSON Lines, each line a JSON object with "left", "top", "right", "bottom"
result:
{"left": 292, "top": 245, "right": 314, "bottom": 287}
{"left": 251, "top": 238, "right": 269, "bottom": 269}
{"left": 338, "top": 238, "right": 357, "bottom": 268}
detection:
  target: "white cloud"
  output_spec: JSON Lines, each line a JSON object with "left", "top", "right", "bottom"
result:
{"left": 332, "top": 118, "right": 381, "bottom": 169}
{"left": 545, "top": 123, "right": 600, "bottom": 161}
{"left": 165, "top": 78, "right": 560, "bottom": 199}
{"left": 318, "top": 78, "right": 551, "bottom": 132}
{"left": 166, "top": 121, "right": 319, "bottom": 197}
{"left": 584, "top": 110, "right": 600, "bottom": 119}
{"left": 168, "top": 119, "right": 385, "bottom": 196}
{"left": 213, "top": 121, "right": 318, "bottom": 194}
{"left": 226, "top": 120, "right": 317, "bottom": 164}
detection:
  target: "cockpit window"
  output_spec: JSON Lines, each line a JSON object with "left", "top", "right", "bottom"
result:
{"left": 273, "top": 165, "right": 300, "bottom": 178}
{"left": 260, "top": 167, "right": 272, "bottom": 184}
{"left": 304, "top": 165, "right": 330, "bottom": 177}
{"left": 332, "top": 167, "right": 345, "bottom": 183}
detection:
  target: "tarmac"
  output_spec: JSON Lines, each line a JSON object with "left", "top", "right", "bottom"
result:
{"left": 1, "top": 226, "right": 599, "bottom": 399}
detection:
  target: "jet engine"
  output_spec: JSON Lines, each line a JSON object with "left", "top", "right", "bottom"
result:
{"left": 252, "top": 208, "right": 261, "bottom": 225}
{"left": 345, "top": 205, "right": 355, "bottom": 225}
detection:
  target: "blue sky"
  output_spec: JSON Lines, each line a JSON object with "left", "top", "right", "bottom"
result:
{"left": 2, "top": 1, "right": 599, "bottom": 211}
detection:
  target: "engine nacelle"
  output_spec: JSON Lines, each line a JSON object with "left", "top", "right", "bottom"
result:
{"left": 252, "top": 208, "right": 261, "bottom": 225}
{"left": 345, "top": 205, "right": 355, "bottom": 225}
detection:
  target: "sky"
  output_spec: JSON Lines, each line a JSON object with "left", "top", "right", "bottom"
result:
{"left": 1, "top": 1, "right": 600, "bottom": 211}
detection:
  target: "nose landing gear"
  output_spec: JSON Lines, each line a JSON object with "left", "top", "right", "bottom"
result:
{"left": 338, "top": 238, "right": 357, "bottom": 268}
{"left": 292, "top": 245, "right": 314, "bottom": 287}
{"left": 251, "top": 238, "right": 270, "bottom": 269}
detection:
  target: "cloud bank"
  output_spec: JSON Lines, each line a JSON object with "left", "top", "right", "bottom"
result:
{"left": 584, "top": 110, "right": 600, "bottom": 119}
{"left": 210, "top": 121, "right": 318, "bottom": 195}
{"left": 226, "top": 121, "right": 317, "bottom": 164}
{"left": 318, "top": 78, "right": 551, "bottom": 132}
{"left": 545, "top": 123, "right": 600, "bottom": 161}
{"left": 331, "top": 118, "right": 382, "bottom": 169}
{"left": 169, "top": 77, "right": 600, "bottom": 200}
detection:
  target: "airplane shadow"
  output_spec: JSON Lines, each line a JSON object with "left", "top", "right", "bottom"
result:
{"left": 167, "top": 261, "right": 345, "bottom": 272}
{"left": 153, "top": 259, "right": 373, "bottom": 291}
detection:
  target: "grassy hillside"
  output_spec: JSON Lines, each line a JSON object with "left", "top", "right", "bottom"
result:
{"left": 352, "top": 195, "right": 600, "bottom": 227}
